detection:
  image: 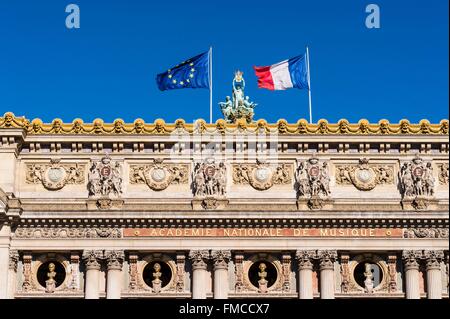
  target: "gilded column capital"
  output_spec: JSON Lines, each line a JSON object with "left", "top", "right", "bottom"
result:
{"left": 82, "top": 250, "right": 104, "bottom": 270}
{"left": 189, "top": 250, "right": 210, "bottom": 270}
{"left": 9, "top": 249, "right": 19, "bottom": 271}
{"left": 105, "top": 250, "right": 125, "bottom": 270}
{"left": 424, "top": 250, "right": 444, "bottom": 270}
{"left": 402, "top": 250, "right": 422, "bottom": 270}
{"left": 317, "top": 250, "right": 337, "bottom": 270}
{"left": 295, "top": 250, "right": 316, "bottom": 270}
{"left": 211, "top": 250, "right": 231, "bottom": 270}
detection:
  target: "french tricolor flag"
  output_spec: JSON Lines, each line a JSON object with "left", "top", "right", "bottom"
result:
{"left": 253, "top": 54, "right": 310, "bottom": 91}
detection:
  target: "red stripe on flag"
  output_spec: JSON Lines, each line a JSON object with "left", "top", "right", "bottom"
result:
{"left": 253, "top": 66, "right": 274, "bottom": 90}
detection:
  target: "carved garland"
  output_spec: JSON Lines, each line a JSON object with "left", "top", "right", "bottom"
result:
{"left": 26, "top": 160, "right": 85, "bottom": 190}
{"left": 335, "top": 158, "right": 394, "bottom": 191}
{"left": 130, "top": 160, "right": 189, "bottom": 191}
{"left": 233, "top": 162, "right": 292, "bottom": 190}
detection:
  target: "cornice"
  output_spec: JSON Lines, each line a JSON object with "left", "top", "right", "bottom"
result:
{"left": 1, "top": 112, "right": 448, "bottom": 136}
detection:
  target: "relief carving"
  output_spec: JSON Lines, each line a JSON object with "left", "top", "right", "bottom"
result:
{"left": 340, "top": 254, "right": 350, "bottom": 293}
{"left": 399, "top": 155, "right": 435, "bottom": 209}
{"left": 9, "top": 250, "right": 19, "bottom": 271}
{"left": 128, "top": 254, "right": 141, "bottom": 291}
{"left": 335, "top": 158, "right": 394, "bottom": 191}
{"left": 192, "top": 159, "right": 227, "bottom": 197}
{"left": 387, "top": 255, "right": 398, "bottom": 293}
{"left": 403, "top": 228, "right": 449, "bottom": 238}
{"left": 233, "top": 160, "right": 292, "bottom": 190}
{"left": 212, "top": 250, "right": 231, "bottom": 269}
{"left": 15, "top": 227, "right": 122, "bottom": 239}
{"left": 130, "top": 159, "right": 189, "bottom": 191}
{"left": 192, "top": 159, "right": 228, "bottom": 210}
{"left": 26, "top": 159, "right": 84, "bottom": 190}
{"left": 295, "top": 157, "right": 331, "bottom": 209}
{"left": 438, "top": 163, "right": 449, "bottom": 185}
{"left": 20, "top": 253, "right": 77, "bottom": 294}
{"left": 176, "top": 253, "right": 186, "bottom": 292}
{"left": 22, "top": 254, "right": 33, "bottom": 291}
{"left": 105, "top": 250, "right": 125, "bottom": 270}
{"left": 281, "top": 253, "right": 291, "bottom": 293}
{"left": 188, "top": 250, "right": 210, "bottom": 269}
{"left": 69, "top": 253, "right": 80, "bottom": 290}
{"left": 88, "top": 156, "right": 123, "bottom": 197}
{"left": 234, "top": 253, "right": 244, "bottom": 292}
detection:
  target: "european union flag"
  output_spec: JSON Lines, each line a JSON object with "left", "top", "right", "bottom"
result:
{"left": 156, "top": 51, "right": 210, "bottom": 91}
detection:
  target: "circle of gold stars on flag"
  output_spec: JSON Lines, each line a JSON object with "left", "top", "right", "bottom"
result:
{"left": 166, "top": 60, "right": 196, "bottom": 87}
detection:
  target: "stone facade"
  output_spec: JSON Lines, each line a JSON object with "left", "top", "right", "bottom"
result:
{"left": 0, "top": 113, "right": 448, "bottom": 299}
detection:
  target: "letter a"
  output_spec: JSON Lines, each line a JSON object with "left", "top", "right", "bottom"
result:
{"left": 65, "top": 4, "right": 80, "bottom": 29}
{"left": 365, "top": 4, "right": 380, "bottom": 29}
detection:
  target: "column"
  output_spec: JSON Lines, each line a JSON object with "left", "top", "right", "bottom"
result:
{"left": 424, "top": 250, "right": 444, "bottom": 299}
{"left": 189, "top": 250, "right": 210, "bottom": 299}
{"left": 82, "top": 250, "right": 103, "bottom": 299}
{"left": 318, "top": 250, "right": 337, "bottom": 299}
{"left": 402, "top": 250, "right": 422, "bottom": 299}
{"left": 296, "top": 250, "right": 315, "bottom": 299}
{"left": 7, "top": 250, "right": 19, "bottom": 299}
{"left": 0, "top": 224, "right": 11, "bottom": 299}
{"left": 211, "top": 250, "right": 231, "bottom": 299}
{"left": 105, "top": 250, "right": 124, "bottom": 299}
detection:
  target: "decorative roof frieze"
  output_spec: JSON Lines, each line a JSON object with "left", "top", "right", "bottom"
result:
{"left": 1, "top": 113, "right": 448, "bottom": 136}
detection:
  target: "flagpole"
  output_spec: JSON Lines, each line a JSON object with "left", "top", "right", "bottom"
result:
{"left": 209, "top": 46, "right": 213, "bottom": 124}
{"left": 306, "top": 46, "right": 313, "bottom": 124}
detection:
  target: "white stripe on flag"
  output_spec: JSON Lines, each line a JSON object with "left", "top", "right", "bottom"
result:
{"left": 270, "top": 59, "right": 293, "bottom": 90}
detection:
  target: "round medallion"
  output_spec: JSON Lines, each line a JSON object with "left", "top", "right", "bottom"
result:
{"left": 100, "top": 166, "right": 111, "bottom": 177}
{"left": 309, "top": 166, "right": 320, "bottom": 177}
{"left": 151, "top": 168, "right": 166, "bottom": 182}
{"left": 412, "top": 167, "right": 424, "bottom": 177}
{"left": 47, "top": 168, "right": 65, "bottom": 183}
{"left": 204, "top": 165, "right": 216, "bottom": 178}
{"left": 255, "top": 167, "right": 270, "bottom": 182}
{"left": 356, "top": 169, "right": 373, "bottom": 183}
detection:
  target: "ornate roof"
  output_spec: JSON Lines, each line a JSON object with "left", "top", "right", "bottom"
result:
{"left": 0, "top": 112, "right": 448, "bottom": 135}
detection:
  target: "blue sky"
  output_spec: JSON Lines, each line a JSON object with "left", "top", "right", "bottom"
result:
{"left": 0, "top": 0, "right": 448, "bottom": 123}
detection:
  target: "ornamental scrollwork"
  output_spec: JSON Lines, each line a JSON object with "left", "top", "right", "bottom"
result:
{"left": 88, "top": 156, "right": 123, "bottom": 197}
{"left": 130, "top": 159, "right": 189, "bottom": 191}
{"left": 335, "top": 158, "right": 394, "bottom": 191}
{"left": 233, "top": 160, "right": 292, "bottom": 190}
{"left": 26, "top": 159, "right": 84, "bottom": 190}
